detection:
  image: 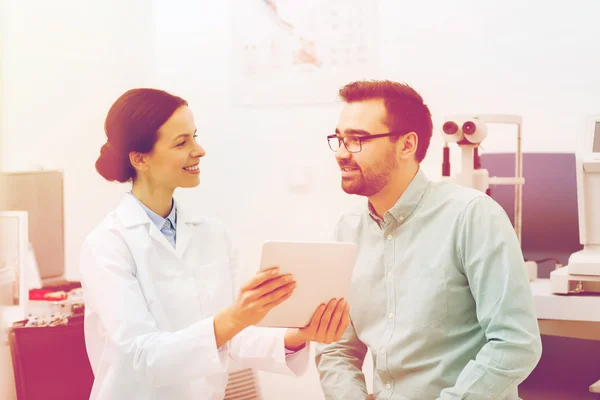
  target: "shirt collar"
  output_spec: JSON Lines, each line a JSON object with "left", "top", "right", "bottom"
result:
{"left": 368, "top": 168, "right": 430, "bottom": 224}
{"left": 128, "top": 192, "right": 177, "bottom": 230}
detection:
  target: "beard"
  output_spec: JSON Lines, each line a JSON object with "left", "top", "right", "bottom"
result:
{"left": 339, "top": 151, "right": 397, "bottom": 197}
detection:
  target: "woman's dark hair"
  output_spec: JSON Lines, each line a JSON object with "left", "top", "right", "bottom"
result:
{"left": 95, "top": 88, "right": 188, "bottom": 182}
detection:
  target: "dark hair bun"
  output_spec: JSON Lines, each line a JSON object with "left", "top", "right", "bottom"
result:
{"left": 95, "top": 142, "right": 134, "bottom": 183}
{"left": 97, "top": 88, "right": 188, "bottom": 183}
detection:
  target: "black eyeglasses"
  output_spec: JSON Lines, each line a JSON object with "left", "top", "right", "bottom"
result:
{"left": 327, "top": 132, "right": 405, "bottom": 153}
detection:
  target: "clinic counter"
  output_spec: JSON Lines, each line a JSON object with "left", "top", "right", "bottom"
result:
{"left": 532, "top": 278, "right": 600, "bottom": 323}
{"left": 531, "top": 278, "right": 600, "bottom": 395}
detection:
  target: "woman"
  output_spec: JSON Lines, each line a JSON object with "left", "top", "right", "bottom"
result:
{"left": 80, "top": 88, "right": 350, "bottom": 400}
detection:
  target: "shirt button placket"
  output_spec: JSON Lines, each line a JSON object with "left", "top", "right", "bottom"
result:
{"left": 382, "top": 224, "right": 396, "bottom": 394}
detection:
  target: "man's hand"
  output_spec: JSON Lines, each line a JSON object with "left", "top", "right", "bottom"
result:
{"left": 284, "top": 298, "right": 350, "bottom": 351}
{"left": 368, "top": 394, "right": 374, "bottom": 400}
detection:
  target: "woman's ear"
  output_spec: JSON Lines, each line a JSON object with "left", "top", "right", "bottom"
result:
{"left": 129, "top": 152, "right": 149, "bottom": 172}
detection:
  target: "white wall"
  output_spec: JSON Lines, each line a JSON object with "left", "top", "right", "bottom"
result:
{"left": 1, "top": 0, "right": 156, "bottom": 280}
{"left": 2, "top": 0, "right": 600, "bottom": 399}
{"left": 0, "top": 0, "right": 6, "bottom": 170}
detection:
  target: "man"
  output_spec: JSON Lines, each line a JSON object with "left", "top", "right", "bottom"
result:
{"left": 315, "top": 80, "right": 542, "bottom": 399}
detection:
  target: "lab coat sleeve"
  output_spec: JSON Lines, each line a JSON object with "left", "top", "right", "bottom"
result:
{"left": 229, "top": 326, "right": 310, "bottom": 376}
{"left": 79, "top": 230, "right": 229, "bottom": 388}
{"left": 438, "top": 196, "right": 542, "bottom": 399}
{"left": 224, "top": 229, "right": 310, "bottom": 376}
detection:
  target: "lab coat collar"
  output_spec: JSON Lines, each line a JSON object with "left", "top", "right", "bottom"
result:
{"left": 173, "top": 198, "right": 204, "bottom": 258}
{"left": 117, "top": 194, "right": 203, "bottom": 228}
{"left": 175, "top": 198, "right": 204, "bottom": 225}
{"left": 117, "top": 194, "right": 153, "bottom": 228}
{"left": 126, "top": 192, "right": 177, "bottom": 231}
{"left": 116, "top": 194, "right": 203, "bottom": 258}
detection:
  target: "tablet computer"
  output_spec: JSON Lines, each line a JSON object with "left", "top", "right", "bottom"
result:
{"left": 255, "top": 240, "right": 358, "bottom": 328}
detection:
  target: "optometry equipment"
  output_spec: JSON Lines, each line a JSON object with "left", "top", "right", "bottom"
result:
{"left": 441, "top": 114, "right": 525, "bottom": 243}
{"left": 550, "top": 116, "right": 600, "bottom": 294}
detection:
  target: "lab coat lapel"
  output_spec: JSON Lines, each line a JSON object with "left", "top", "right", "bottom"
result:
{"left": 117, "top": 194, "right": 151, "bottom": 228}
{"left": 175, "top": 220, "right": 193, "bottom": 258}
{"left": 117, "top": 194, "right": 179, "bottom": 258}
{"left": 148, "top": 223, "right": 179, "bottom": 257}
{"left": 174, "top": 199, "right": 202, "bottom": 259}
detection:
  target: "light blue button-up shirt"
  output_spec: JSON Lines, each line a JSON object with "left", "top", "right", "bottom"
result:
{"left": 315, "top": 169, "right": 542, "bottom": 400}
{"left": 129, "top": 193, "right": 177, "bottom": 247}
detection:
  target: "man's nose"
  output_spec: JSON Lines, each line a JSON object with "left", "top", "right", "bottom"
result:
{"left": 335, "top": 144, "right": 352, "bottom": 163}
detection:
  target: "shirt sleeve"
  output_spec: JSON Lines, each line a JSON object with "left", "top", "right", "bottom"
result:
{"left": 315, "top": 321, "right": 369, "bottom": 399}
{"left": 438, "top": 196, "right": 542, "bottom": 399}
{"left": 80, "top": 230, "right": 229, "bottom": 388}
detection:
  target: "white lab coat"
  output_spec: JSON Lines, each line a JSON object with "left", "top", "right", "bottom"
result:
{"left": 79, "top": 194, "right": 309, "bottom": 400}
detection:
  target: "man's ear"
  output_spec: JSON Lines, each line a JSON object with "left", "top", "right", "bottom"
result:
{"left": 129, "top": 152, "right": 149, "bottom": 173}
{"left": 398, "top": 131, "right": 418, "bottom": 159}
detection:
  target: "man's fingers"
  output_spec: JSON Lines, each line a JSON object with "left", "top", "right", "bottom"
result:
{"left": 316, "top": 299, "right": 339, "bottom": 341}
{"left": 324, "top": 299, "right": 346, "bottom": 343}
{"left": 303, "top": 303, "right": 327, "bottom": 334}
{"left": 241, "top": 267, "right": 280, "bottom": 291}
{"left": 335, "top": 302, "right": 351, "bottom": 340}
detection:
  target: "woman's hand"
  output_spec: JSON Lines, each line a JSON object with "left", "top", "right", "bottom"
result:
{"left": 214, "top": 267, "right": 295, "bottom": 347}
{"left": 230, "top": 267, "right": 296, "bottom": 328}
{"left": 284, "top": 298, "right": 350, "bottom": 351}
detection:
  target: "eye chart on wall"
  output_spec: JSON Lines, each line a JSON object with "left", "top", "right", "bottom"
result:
{"left": 232, "top": 0, "right": 380, "bottom": 106}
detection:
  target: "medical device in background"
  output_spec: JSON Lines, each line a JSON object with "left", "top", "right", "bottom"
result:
{"left": 550, "top": 116, "right": 600, "bottom": 294}
{"left": 441, "top": 115, "right": 534, "bottom": 279}
{"left": 481, "top": 153, "right": 582, "bottom": 281}
{"left": 441, "top": 115, "right": 526, "bottom": 239}
{"left": 0, "top": 170, "right": 66, "bottom": 287}
{"left": 0, "top": 211, "right": 29, "bottom": 325}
